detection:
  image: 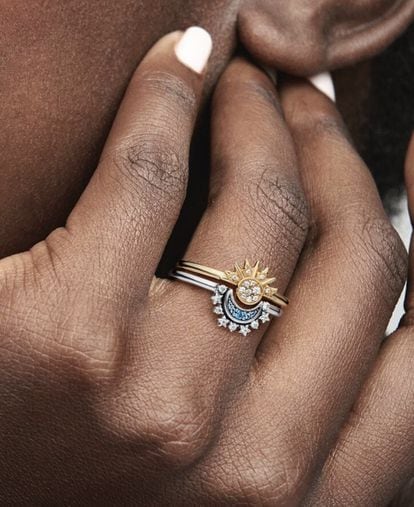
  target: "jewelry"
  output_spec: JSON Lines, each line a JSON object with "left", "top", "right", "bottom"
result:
{"left": 177, "top": 260, "right": 288, "bottom": 307}
{"left": 170, "top": 260, "right": 287, "bottom": 335}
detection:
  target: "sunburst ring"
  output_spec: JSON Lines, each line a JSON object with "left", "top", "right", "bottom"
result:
{"left": 176, "top": 260, "right": 288, "bottom": 308}
{"left": 170, "top": 260, "right": 287, "bottom": 335}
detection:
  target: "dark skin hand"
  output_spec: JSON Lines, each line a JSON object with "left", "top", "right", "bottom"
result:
{"left": 1, "top": 0, "right": 414, "bottom": 257}
{"left": 1, "top": 31, "right": 414, "bottom": 505}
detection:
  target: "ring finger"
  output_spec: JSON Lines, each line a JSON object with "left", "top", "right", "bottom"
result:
{"left": 147, "top": 58, "right": 308, "bottom": 420}
{"left": 247, "top": 76, "right": 407, "bottom": 495}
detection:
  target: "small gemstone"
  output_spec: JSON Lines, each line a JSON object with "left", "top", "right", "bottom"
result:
{"left": 258, "top": 274, "right": 265, "bottom": 280}
{"left": 239, "top": 326, "right": 251, "bottom": 337}
{"left": 218, "top": 285, "right": 227, "bottom": 294}
{"left": 265, "top": 288, "right": 272, "bottom": 295}
{"left": 253, "top": 286, "right": 261, "bottom": 295}
{"left": 214, "top": 306, "right": 224, "bottom": 315}
{"left": 211, "top": 294, "right": 223, "bottom": 305}
{"left": 251, "top": 320, "right": 260, "bottom": 330}
{"left": 232, "top": 275, "right": 239, "bottom": 281}
{"left": 262, "top": 302, "right": 270, "bottom": 311}
{"left": 217, "top": 316, "right": 230, "bottom": 328}
{"left": 245, "top": 269, "right": 252, "bottom": 275}
{"left": 228, "top": 322, "right": 238, "bottom": 332}
{"left": 260, "top": 313, "right": 270, "bottom": 323}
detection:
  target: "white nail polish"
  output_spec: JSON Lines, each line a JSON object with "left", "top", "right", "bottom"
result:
{"left": 175, "top": 26, "right": 213, "bottom": 74}
{"left": 308, "top": 72, "right": 336, "bottom": 102}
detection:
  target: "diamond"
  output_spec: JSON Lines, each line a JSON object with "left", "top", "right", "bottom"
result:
{"left": 217, "top": 285, "right": 227, "bottom": 294}
{"left": 239, "top": 326, "right": 251, "bottom": 336}
{"left": 251, "top": 320, "right": 260, "bottom": 330}
{"left": 237, "top": 278, "right": 263, "bottom": 306}
{"left": 211, "top": 294, "right": 223, "bottom": 305}
{"left": 228, "top": 322, "right": 238, "bottom": 332}
{"left": 262, "top": 302, "right": 270, "bottom": 311}
{"left": 260, "top": 313, "right": 270, "bottom": 323}
{"left": 214, "top": 306, "right": 224, "bottom": 315}
{"left": 217, "top": 316, "right": 230, "bottom": 328}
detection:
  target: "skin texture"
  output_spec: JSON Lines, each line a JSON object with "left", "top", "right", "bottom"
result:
{"left": 1, "top": 0, "right": 414, "bottom": 258}
{"left": 1, "top": 29, "right": 414, "bottom": 505}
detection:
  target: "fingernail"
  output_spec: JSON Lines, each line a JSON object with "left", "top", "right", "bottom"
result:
{"left": 308, "top": 72, "right": 336, "bottom": 102}
{"left": 175, "top": 26, "right": 213, "bottom": 74}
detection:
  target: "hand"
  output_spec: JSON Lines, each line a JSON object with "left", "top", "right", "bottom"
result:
{"left": 0, "top": 27, "right": 411, "bottom": 505}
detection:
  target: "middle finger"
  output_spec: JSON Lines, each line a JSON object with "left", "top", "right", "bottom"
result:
{"left": 146, "top": 58, "right": 308, "bottom": 424}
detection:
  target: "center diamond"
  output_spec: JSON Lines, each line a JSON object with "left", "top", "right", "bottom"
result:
{"left": 236, "top": 278, "right": 263, "bottom": 306}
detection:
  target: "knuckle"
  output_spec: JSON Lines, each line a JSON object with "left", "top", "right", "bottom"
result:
{"left": 246, "top": 168, "right": 309, "bottom": 255}
{"left": 211, "top": 453, "right": 305, "bottom": 506}
{"left": 289, "top": 101, "right": 347, "bottom": 143}
{"left": 356, "top": 217, "right": 407, "bottom": 303}
{"left": 143, "top": 404, "right": 211, "bottom": 467}
{"left": 101, "top": 387, "right": 212, "bottom": 468}
{"left": 112, "top": 139, "right": 187, "bottom": 207}
{"left": 319, "top": 201, "right": 407, "bottom": 308}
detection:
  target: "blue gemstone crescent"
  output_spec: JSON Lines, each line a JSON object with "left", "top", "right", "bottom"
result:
{"left": 212, "top": 285, "right": 269, "bottom": 335}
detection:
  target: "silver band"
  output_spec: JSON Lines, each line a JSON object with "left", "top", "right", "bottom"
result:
{"left": 171, "top": 269, "right": 217, "bottom": 292}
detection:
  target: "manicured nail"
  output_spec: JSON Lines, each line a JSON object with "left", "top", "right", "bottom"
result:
{"left": 175, "top": 26, "right": 212, "bottom": 74}
{"left": 308, "top": 72, "right": 336, "bottom": 102}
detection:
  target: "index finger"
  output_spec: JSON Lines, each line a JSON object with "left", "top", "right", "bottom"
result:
{"left": 62, "top": 28, "right": 212, "bottom": 295}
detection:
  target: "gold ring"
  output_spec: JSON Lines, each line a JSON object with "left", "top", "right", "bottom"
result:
{"left": 177, "top": 259, "right": 288, "bottom": 308}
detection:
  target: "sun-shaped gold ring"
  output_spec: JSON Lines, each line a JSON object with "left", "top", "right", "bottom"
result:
{"left": 176, "top": 260, "right": 288, "bottom": 309}
{"left": 223, "top": 260, "right": 281, "bottom": 306}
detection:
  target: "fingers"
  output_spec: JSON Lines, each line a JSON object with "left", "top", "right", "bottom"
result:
{"left": 186, "top": 58, "right": 308, "bottom": 289}
{"left": 65, "top": 28, "right": 212, "bottom": 293}
{"left": 131, "top": 59, "right": 307, "bottom": 457}
{"left": 314, "top": 136, "right": 414, "bottom": 503}
{"left": 158, "top": 57, "right": 307, "bottom": 355}
{"left": 306, "top": 327, "right": 414, "bottom": 506}
{"left": 248, "top": 77, "right": 407, "bottom": 492}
